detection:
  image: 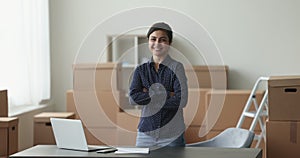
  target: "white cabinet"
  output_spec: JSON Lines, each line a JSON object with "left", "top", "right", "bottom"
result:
{"left": 107, "top": 35, "right": 151, "bottom": 67}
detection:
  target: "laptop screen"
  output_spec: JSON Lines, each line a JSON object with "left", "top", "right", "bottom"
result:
{"left": 50, "top": 118, "right": 90, "bottom": 151}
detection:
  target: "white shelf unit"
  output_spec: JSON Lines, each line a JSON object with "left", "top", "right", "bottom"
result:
{"left": 107, "top": 34, "right": 150, "bottom": 67}
{"left": 106, "top": 35, "right": 150, "bottom": 106}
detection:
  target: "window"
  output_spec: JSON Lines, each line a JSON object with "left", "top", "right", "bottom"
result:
{"left": 0, "top": 0, "right": 50, "bottom": 107}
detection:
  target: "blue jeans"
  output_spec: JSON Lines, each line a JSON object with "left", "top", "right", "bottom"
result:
{"left": 136, "top": 131, "right": 186, "bottom": 147}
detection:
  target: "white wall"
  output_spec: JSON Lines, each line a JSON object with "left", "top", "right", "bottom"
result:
{"left": 49, "top": 0, "right": 300, "bottom": 111}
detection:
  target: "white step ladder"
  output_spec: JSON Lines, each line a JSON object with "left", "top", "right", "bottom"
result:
{"left": 236, "top": 77, "right": 269, "bottom": 148}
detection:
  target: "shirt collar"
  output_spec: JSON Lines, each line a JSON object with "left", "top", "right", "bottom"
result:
{"left": 149, "top": 55, "right": 172, "bottom": 67}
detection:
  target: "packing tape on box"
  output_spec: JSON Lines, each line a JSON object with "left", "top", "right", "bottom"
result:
{"left": 290, "top": 121, "right": 298, "bottom": 144}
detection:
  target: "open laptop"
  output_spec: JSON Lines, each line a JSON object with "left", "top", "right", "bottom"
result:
{"left": 50, "top": 118, "right": 113, "bottom": 152}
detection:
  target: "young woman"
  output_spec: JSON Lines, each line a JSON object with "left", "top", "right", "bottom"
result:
{"left": 129, "top": 22, "right": 188, "bottom": 148}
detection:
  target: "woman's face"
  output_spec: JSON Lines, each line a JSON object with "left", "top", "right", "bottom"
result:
{"left": 148, "top": 30, "right": 170, "bottom": 57}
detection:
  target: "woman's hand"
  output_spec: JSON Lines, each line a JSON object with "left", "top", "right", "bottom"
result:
{"left": 143, "top": 88, "right": 148, "bottom": 92}
{"left": 169, "top": 92, "right": 175, "bottom": 97}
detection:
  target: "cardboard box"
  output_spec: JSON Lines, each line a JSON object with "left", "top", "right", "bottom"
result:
{"left": 184, "top": 89, "right": 210, "bottom": 126}
{"left": 185, "top": 65, "right": 228, "bottom": 89}
{"left": 34, "top": 112, "right": 75, "bottom": 123}
{"left": 268, "top": 76, "right": 300, "bottom": 121}
{"left": 84, "top": 126, "right": 117, "bottom": 145}
{"left": 266, "top": 120, "right": 300, "bottom": 158}
{"left": 117, "top": 109, "right": 139, "bottom": 132}
{"left": 0, "top": 117, "right": 18, "bottom": 157}
{"left": 67, "top": 90, "right": 126, "bottom": 117}
{"left": 116, "top": 128, "right": 137, "bottom": 146}
{"left": 34, "top": 112, "right": 75, "bottom": 145}
{"left": 251, "top": 136, "right": 266, "bottom": 158}
{"left": 66, "top": 90, "right": 77, "bottom": 118}
{"left": 205, "top": 90, "right": 264, "bottom": 131}
{"left": 119, "top": 66, "right": 134, "bottom": 91}
{"left": 205, "top": 130, "right": 221, "bottom": 140}
{"left": 0, "top": 90, "right": 8, "bottom": 117}
{"left": 185, "top": 126, "right": 207, "bottom": 144}
{"left": 73, "top": 63, "right": 121, "bottom": 91}
{"left": 67, "top": 90, "right": 121, "bottom": 127}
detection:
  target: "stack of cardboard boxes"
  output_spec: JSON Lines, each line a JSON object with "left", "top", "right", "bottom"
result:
{"left": 184, "top": 89, "right": 266, "bottom": 149}
{"left": 185, "top": 65, "right": 228, "bottom": 89}
{"left": 183, "top": 89, "right": 211, "bottom": 143}
{"left": 67, "top": 64, "right": 230, "bottom": 146}
{"left": 204, "top": 90, "right": 264, "bottom": 137}
{"left": 70, "top": 63, "right": 126, "bottom": 145}
{"left": 0, "top": 90, "right": 8, "bottom": 117}
{"left": 266, "top": 76, "right": 300, "bottom": 158}
{"left": 0, "top": 90, "right": 18, "bottom": 158}
{"left": 66, "top": 63, "right": 273, "bottom": 151}
{"left": 183, "top": 66, "right": 229, "bottom": 143}
{"left": 0, "top": 117, "right": 18, "bottom": 158}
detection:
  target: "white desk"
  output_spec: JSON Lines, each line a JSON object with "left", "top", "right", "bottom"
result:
{"left": 10, "top": 145, "right": 262, "bottom": 158}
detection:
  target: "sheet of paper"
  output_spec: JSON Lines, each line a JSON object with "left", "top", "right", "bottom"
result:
{"left": 114, "top": 147, "right": 149, "bottom": 154}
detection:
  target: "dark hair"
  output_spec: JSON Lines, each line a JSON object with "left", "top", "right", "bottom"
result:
{"left": 147, "top": 22, "right": 173, "bottom": 44}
